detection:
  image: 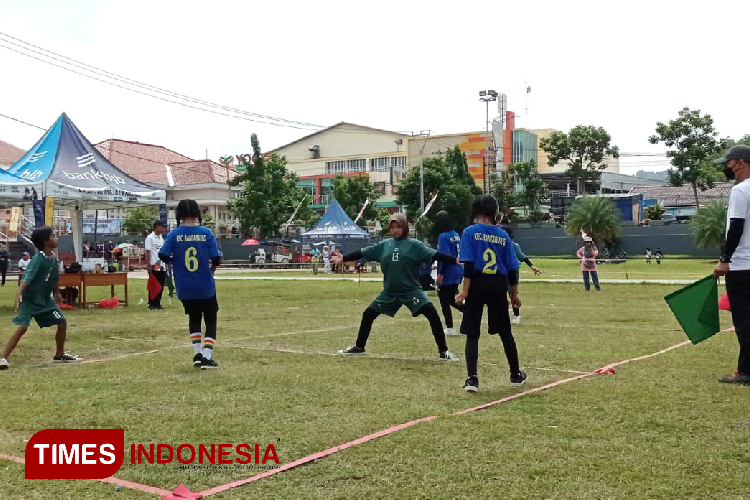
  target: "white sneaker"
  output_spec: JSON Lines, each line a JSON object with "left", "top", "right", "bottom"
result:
{"left": 511, "top": 315, "right": 521, "bottom": 325}
{"left": 439, "top": 350, "right": 460, "bottom": 362}
{"left": 0, "top": 358, "right": 8, "bottom": 370}
{"left": 444, "top": 327, "right": 457, "bottom": 336}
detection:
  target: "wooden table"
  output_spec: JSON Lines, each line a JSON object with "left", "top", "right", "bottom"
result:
{"left": 81, "top": 272, "right": 129, "bottom": 308}
{"left": 58, "top": 273, "right": 83, "bottom": 308}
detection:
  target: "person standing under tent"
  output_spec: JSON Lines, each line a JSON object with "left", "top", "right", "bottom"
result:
{"left": 145, "top": 221, "right": 166, "bottom": 310}
{"left": 333, "top": 213, "right": 459, "bottom": 361}
{"left": 322, "top": 245, "right": 332, "bottom": 274}
{"left": 0, "top": 244, "right": 9, "bottom": 286}
{"left": 17, "top": 252, "right": 30, "bottom": 283}
{"left": 435, "top": 211, "right": 464, "bottom": 336}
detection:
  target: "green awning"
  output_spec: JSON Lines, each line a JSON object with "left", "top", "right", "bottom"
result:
{"left": 376, "top": 200, "right": 399, "bottom": 208}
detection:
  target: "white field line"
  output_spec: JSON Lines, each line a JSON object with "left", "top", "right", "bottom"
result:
{"left": 229, "top": 344, "right": 590, "bottom": 374}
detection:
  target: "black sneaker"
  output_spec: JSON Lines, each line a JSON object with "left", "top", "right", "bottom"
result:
{"left": 718, "top": 372, "right": 750, "bottom": 385}
{"left": 337, "top": 345, "right": 366, "bottom": 355}
{"left": 193, "top": 353, "right": 204, "bottom": 368}
{"left": 53, "top": 353, "right": 81, "bottom": 363}
{"left": 201, "top": 358, "right": 219, "bottom": 370}
{"left": 463, "top": 376, "right": 479, "bottom": 393}
{"left": 510, "top": 370, "right": 528, "bottom": 386}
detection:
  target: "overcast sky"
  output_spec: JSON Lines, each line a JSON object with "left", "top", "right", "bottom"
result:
{"left": 1, "top": 0, "right": 746, "bottom": 173}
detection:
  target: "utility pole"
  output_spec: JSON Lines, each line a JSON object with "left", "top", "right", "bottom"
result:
{"left": 479, "top": 90, "right": 498, "bottom": 193}
{"left": 412, "top": 130, "right": 431, "bottom": 212}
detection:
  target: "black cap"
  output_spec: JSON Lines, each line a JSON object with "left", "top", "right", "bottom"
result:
{"left": 715, "top": 145, "right": 750, "bottom": 164}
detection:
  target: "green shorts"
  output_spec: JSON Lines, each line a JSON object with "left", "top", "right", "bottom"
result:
{"left": 369, "top": 291, "right": 432, "bottom": 317}
{"left": 13, "top": 307, "right": 66, "bottom": 328}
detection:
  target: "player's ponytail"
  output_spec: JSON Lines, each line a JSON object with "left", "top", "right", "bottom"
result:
{"left": 175, "top": 199, "right": 202, "bottom": 227}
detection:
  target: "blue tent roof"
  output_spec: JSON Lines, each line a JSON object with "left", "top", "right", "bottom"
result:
{"left": 0, "top": 113, "right": 164, "bottom": 206}
{"left": 301, "top": 200, "right": 370, "bottom": 240}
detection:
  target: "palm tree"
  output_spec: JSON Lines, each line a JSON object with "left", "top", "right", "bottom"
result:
{"left": 565, "top": 196, "right": 622, "bottom": 243}
{"left": 690, "top": 200, "right": 727, "bottom": 251}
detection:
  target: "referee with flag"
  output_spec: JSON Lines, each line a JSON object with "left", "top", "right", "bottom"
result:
{"left": 713, "top": 145, "right": 750, "bottom": 385}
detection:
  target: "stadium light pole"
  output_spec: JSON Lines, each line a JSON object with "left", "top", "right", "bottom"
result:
{"left": 479, "top": 90, "right": 498, "bottom": 193}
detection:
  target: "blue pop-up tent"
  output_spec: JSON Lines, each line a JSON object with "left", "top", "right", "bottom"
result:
{"left": 0, "top": 113, "right": 166, "bottom": 260}
{"left": 301, "top": 200, "right": 370, "bottom": 254}
{"left": 0, "top": 113, "right": 164, "bottom": 206}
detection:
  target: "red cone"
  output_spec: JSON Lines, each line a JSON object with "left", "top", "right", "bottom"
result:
{"left": 718, "top": 293, "right": 731, "bottom": 311}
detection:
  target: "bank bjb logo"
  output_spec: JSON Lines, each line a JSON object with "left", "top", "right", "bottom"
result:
{"left": 25, "top": 429, "right": 124, "bottom": 479}
{"left": 20, "top": 169, "right": 44, "bottom": 181}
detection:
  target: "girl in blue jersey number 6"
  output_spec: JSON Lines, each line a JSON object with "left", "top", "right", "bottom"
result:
{"left": 456, "top": 195, "right": 526, "bottom": 392}
{"left": 159, "top": 199, "right": 222, "bottom": 370}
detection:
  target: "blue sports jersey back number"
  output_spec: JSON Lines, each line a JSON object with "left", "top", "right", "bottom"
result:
{"left": 186, "top": 247, "right": 199, "bottom": 272}
{"left": 482, "top": 248, "right": 497, "bottom": 274}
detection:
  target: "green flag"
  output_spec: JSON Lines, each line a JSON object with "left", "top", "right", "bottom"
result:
{"left": 664, "top": 276, "right": 720, "bottom": 345}
{"left": 165, "top": 264, "right": 175, "bottom": 298}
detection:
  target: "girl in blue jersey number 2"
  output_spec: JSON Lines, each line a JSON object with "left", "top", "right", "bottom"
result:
{"left": 456, "top": 195, "right": 527, "bottom": 392}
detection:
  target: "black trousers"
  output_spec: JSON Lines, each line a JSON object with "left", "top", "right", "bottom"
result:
{"left": 149, "top": 269, "right": 167, "bottom": 307}
{"left": 726, "top": 270, "right": 750, "bottom": 375}
{"left": 0, "top": 265, "right": 6, "bottom": 286}
{"left": 437, "top": 284, "right": 464, "bottom": 328}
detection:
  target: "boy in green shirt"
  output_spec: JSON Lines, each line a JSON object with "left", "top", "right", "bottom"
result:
{"left": 333, "top": 213, "right": 460, "bottom": 361}
{"left": 0, "top": 227, "right": 80, "bottom": 370}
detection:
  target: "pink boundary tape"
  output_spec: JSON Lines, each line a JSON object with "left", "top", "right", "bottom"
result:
{"left": 198, "top": 339, "right": 692, "bottom": 496}
{"left": 0, "top": 339, "right": 694, "bottom": 498}
{"left": 196, "top": 415, "right": 437, "bottom": 497}
{"left": 0, "top": 453, "right": 172, "bottom": 497}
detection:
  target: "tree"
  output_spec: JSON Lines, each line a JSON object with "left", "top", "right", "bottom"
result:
{"left": 122, "top": 206, "right": 158, "bottom": 235}
{"left": 511, "top": 160, "right": 549, "bottom": 221}
{"left": 228, "top": 135, "right": 262, "bottom": 186}
{"left": 540, "top": 125, "right": 620, "bottom": 195}
{"left": 227, "top": 134, "right": 313, "bottom": 237}
{"left": 490, "top": 170, "right": 517, "bottom": 222}
{"left": 564, "top": 196, "right": 622, "bottom": 244}
{"left": 690, "top": 200, "right": 727, "bottom": 251}
{"left": 376, "top": 208, "right": 392, "bottom": 237}
{"left": 331, "top": 174, "right": 380, "bottom": 226}
{"left": 397, "top": 153, "right": 481, "bottom": 240}
{"left": 648, "top": 107, "right": 730, "bottom": 208}
{"left": 644, "top": 204, "right": 665, "bottom": 221}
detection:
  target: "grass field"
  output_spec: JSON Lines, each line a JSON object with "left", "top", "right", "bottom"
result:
{"left": 1, "top": 264, "right": 748, "bottom": 499}
{"left": 216, "top": 257, "right": 719, "bottom": 282}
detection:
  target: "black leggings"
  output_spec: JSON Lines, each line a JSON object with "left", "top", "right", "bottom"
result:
{"left": 355, "top": 304, "right": 448, "bottom": 353}
{"left": 437, "top": 285, "right": 465, "bottom": 328}
{"left": 188, "top": 309, "right": 218, "bottom": 341}
{"left": 465, "top": 333, "right": 520, "bottom": 377}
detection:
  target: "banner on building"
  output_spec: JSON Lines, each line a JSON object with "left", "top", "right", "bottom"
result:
{"left": 82, "top": 218, "right": 122, "bottom": 235}
{"left": 44, "top": 197, "right": 55, "bottom": 226}
{"left": 9, "top": 207, "right": 20, "bottom": 233}
{"left": 33, "top": 200, "right": 45, "bottom": 228}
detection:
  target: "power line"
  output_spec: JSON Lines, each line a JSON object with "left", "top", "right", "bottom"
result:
{"left": 0, "top": 34, "right": 415, "bottom": 136}
{"left": 0, "top": 31, "right": 323, "bottom": 129}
